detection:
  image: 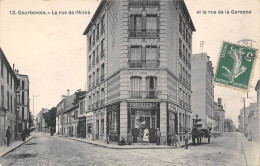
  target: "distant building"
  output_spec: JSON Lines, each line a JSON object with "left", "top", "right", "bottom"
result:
{"left": 15, "top": 70, "right": 30, "bottom": 137}
{"left": 191, "top": 53, "right": 215, "bottom": 129}
{"left": 83, "top": 0, "right": 195, "bottom": 143}
{"left": 56, "top": 90, "right": 75, "bottom": 135}
{"left": 225, "top": 119, "right": 235, "bottom": 132}
{"left": 238, "top": 103, "right": 257, "bottom": 137}
{"left": 0, "top": 48, "right": 19, "bottom": 146}
{"left": 36, "top": 108, "right": 48, "bottom": 132}
{"left": 213, "top": 98, "right": 225, "bottom": 133}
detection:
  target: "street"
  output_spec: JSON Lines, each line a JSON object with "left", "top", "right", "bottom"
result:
{"left": 0, "top": 132, "right": 257, "bottom": 166}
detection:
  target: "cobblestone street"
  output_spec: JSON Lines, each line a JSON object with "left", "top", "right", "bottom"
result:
{"left": 0, "top": 132, "right": 258, "bottom": 166}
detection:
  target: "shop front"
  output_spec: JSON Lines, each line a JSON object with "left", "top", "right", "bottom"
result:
{"left": 86, "top": 112, "right": 93, "bottom": 140}
{"left": 127, "top": 102, "right": 160, "bottom": 143}
{"left": 107, "top": 103, "right": 120, "bottom": 142}
{"left": 168, "top": 103, "right": 178, "bottom": 134}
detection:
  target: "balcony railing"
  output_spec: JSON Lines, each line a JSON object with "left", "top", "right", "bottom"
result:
{"left": 130, "top": 90, "right": 158, "bottom": 99}
{"left": 129, "top": 29, "right": 159, "bottom": 38}
{"left": 100, "top": 74, "right": 104, "bottom": 82}
{"left": 129, "top": 0, "right": 160, "bottom": 7}
{"left": 128, "top": 60, "right": 159, "bottom": 68}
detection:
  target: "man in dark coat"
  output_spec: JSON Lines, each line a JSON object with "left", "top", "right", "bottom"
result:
{"left": 155, "top": 128, "right": 161, "bottom": 145}
{"left": 6, "top": 126, "right": 11, "bottom": 146}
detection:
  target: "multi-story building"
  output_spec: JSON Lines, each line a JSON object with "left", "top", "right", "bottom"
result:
{"left": 213, "top": 98, "right": 225, "bottom": 133}
{"left": 0, "top": 48, "right": 18, "bottom": 146}
{"left": 83, "top": 0, "right": 195, "bottom": 143}
{"left": 56, "top": 90, "right": 75, "bottom": 135}
{"left": 191, "top": 53, "right": 215, "bottom": 129}
{"left": 36, "top": 108, "right": 48, "bottom": 132}
{"left": 15, "top": 69, "right": 30, "bottom": 137}
{"left": 62, "top": 91, "right": 86, "bottom": 137}
{"left": 238, "top": 102, "right": 257, "bottom": 137}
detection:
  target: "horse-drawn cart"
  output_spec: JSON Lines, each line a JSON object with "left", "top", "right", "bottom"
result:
{"left": 191, "top": 127, "right": 211, "bottom": 145}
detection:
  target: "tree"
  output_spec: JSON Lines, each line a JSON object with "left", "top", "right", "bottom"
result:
{"left": 29, "top": 111, "right": 34, "bottom": 128}
{"left": 43, "top": 107, "right": 57, "bottom": 128}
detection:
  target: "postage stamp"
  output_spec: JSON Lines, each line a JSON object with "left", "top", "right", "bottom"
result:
{"left": 214, "top": 41, "right": 258, "bottom": 91}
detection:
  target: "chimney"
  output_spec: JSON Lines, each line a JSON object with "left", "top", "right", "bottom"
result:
{"left": 67, "top": 89, "right": 70, "bottom": 96}
{"left": 218, "top": 98, "right": 222, "bottom": 105}
{"left": 13, "top": 64, "right": 15, "bottom": 70}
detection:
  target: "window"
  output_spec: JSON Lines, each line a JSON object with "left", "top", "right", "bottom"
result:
{"left": 146, "top": 15, "right": 157, "bottom": 30}
{"left": 101, "top": 64, "right": 104, "bottom": 81}
{"left": 146, "top": 76, "right": 157, "bottom": 90}
{"left": 10, "top": 77, "right": 13, "bottom": 89}
{"left": 22, "top": 92, "right": 25, "bottom": 105}
{"left": 7, "top": 91, "right": 9, "bottom": 110}
{"left": 7, "top": 72, "right": 9, "bottom": 85}
{"left": 1, "top": 85, "right": 4, "bottom": 107}
{"left": 22, "top": 81, "right": 25, "bottom": 90}
{"left": 96, "top": 23, "right": 99, "bottom": 39}
{"left": 96, "top": 69, "right": 99, "bottom": 84}
{"left": 11, "top": 95, "right": 13, "bottom": 113}
{"left": 146, "top": 46, "right": 157, "bottom": 61}
{"left": 92, "top": 51, "right": 95, "bottom": 65}
{"left": 101, "top": 15, "right": 105, "bottom": 34}
{"left": 22, "top": 107, "right": 25, "bottom": 120}
{"left": 183, "top": 45, "right": 185, "bottom": 61}
{"left": 80, "top": 101, "right": 85, "bottom": 115}
{"left": 1, "top": 59, "right": 3, "bottom": 77}
{"left": 130, "top": 77, "right": 142, "bottom": 98}
{"left": 179, "top": 38, "right": 182, "bottom": 58}
{"left": 93, "top": 30, "right": 95, "bottom": 44}
{"left": 74, "top": 110, "right": 78, "bottom": 120}
{"left": 179, "top": 14, "right": 182, "bottom": 33}
{"left": 89, "top": 35, "right": 92, "bottom": 48}
{"left": 96, "top": 46, "right": 99, "bottom": 63}
{"left": 130, "top": 46, "right": 141, "bottom": 61}
{"left": 133, "top": 15, "right": 142, "bottom": 30}
{"left": 101, "top": 40, "right": 104, "bottom": 58}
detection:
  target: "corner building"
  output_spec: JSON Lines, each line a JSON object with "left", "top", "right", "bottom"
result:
{"left": 83, "top": 0, "right": 195, "bottom": 144}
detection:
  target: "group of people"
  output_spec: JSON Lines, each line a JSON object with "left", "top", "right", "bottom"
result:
{"left": 168, "top": 131, "right": 189, "bottom": 149}
{"left": 118, "top": 128, "right": 162, "bottom": 146}
{"left": 5, "top": 126, "right": 30, "bottom": 146}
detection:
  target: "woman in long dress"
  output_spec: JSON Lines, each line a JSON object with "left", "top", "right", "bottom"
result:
{"left": 143, "top": 128, "right": 149, "bottom": 143}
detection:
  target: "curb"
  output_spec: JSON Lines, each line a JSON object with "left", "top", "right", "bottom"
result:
{"left": 56, "top": 135, "right": 192, "bottom": 150}
{"left": 0, "top": 135, "right": 35, "bottom": 158}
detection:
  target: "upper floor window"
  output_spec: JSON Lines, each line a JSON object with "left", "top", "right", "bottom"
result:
{"left": 88, "top": 35, "right": 92, "bottom": 49}
{"left": 146, "top": 76, "right": 157, "bottom": 90}
{"left": 93, "top": 30, "right": 95, "bottom": 45}
{"left": 146, "top": 15, "right": 157, "bottom": 30}
{"left": 101, "top": 15, "right": 105, "bottom": 34}
{"left": 7, "top": 72, "right": 9, "bottom": 85}
{"left": 1, "top": 59, "right": 3, "bottom": 77}
{"left": 96, "top": 23, "right": 100, "bottom": 40}
{"left": 22, "top": 80, "right": 25, "bottom": 89}
{"left": 179, "top": 14, "right": 182, "bottom": 33}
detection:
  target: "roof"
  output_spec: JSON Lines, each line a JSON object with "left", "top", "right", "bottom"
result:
{"left": 0, "top": 48, "right": 19, "bottom": 82}
{"left": 179, "top": 0, "right": 196, "bottom": 31}
{"left": 83, "top": 0, "right": 107, "bottom": 35}
{"left": 63, "top": 104, "right": 79, "bottom": 114}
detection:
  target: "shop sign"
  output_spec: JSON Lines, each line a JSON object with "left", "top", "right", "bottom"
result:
{"left": 128, "top": 102, "right": 159, "bottom": 108}
{"left": 107, "top": 103, "right": 120, "bottom": 111}
{"left": 168, "top": 103, "right": 177, "bottom": 112}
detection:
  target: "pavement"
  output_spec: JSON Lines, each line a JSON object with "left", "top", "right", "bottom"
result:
{"left": 0, "top": 132, "right": 258, "bottom": 166}
{"left": 0, "top": 135, "right": 34, "bottom": 158}
{"left": 55, "top": 134, "right": 191, "bottom": 149}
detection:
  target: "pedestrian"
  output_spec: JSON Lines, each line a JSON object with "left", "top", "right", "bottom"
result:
{"left": 6, "top": 126, "right": 11, "bottom": 146}
{"left": 118, "top": 137, "right": 127, "bottom": 146}
{"left": 184, "top": 131, "right": 189, "bottom": 149}
{"left": 155, "top": 128, "right": 161, "bottom": 145}
{"left": 171, "top": 132, "right": 178, "bottom": 147}
{"left": 143, "top": 128, "right": 149, "bottom": 143}
{"left": 127, "top": 130, "right": 133, "bottom": 145}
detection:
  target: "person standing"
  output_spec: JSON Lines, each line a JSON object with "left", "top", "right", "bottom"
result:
{"left": 184, "top": 131, "right": 189, "bottom": 149}
{"left": 155, "top": 128, "right": 161, "bottom": 145}
{"left": 127, "top": 130, "right": 133, "bottom": 145}
{"left": 6, "top": 126, "right": 11, "bottom": 146}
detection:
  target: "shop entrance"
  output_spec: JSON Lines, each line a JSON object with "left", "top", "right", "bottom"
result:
{"left": 128, "top": 109, "right": 159, "bottom": 143}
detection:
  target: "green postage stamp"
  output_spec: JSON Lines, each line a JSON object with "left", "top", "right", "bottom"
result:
{"left": 214, "top": 41, "right": 258, "bottom": 91}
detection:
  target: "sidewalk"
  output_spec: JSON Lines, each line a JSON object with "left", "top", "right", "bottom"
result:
{"left": 239, "top": 133, "right": 260, "bottom": 166}
{"left": 55, "top": 134, "right": 191, "bottom": 149}
{"left": 0, "top": 135, "right": 34, "bottom": 158}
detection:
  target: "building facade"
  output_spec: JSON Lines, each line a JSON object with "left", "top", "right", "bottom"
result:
{"left": 36, "top": 108, "right": 48, "bottom": 132}
{"left": 56, "top": 90, "right": 75, "bottom": 135}
{"left": 0, "top": 48, "right": 18, "bottom": 146}
{"left": 191, "top": 53, "right": 215, "bottom": 129}
{"left": 84, "top": 0, "right": 195, "bottom": 143}
{"left": 15, "top": 70, "right": 30, "bottom": 137}
{"left": 213, "top": 98, "right": 225, "bottom": 133}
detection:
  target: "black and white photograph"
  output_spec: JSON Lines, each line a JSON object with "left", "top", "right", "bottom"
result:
{"left": 0, "top": 0, "right": 259, "bottom": 165}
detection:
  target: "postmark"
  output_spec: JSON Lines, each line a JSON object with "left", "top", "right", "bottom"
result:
{"left": 214, "top": 41, "right": 258, "bottom": 91}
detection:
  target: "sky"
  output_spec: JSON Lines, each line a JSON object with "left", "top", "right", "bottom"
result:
{"left": 0, "top": 0, "right": 259, "bottom": 126}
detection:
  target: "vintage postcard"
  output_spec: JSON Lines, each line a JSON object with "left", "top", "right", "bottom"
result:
{"left": 0, "top": 0, "right": 259, "bottom": 166}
